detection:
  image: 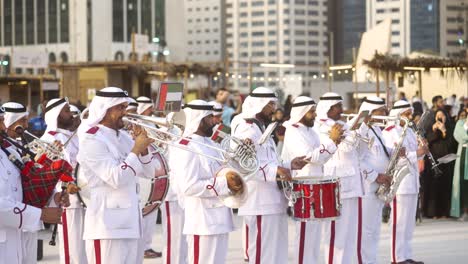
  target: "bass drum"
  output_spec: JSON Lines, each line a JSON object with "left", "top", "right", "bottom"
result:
{"left": 74, "top": 150, "right": 170, "bottom": 216}
{"left": 140, "top": 148, "right": 170, "bottom": 216}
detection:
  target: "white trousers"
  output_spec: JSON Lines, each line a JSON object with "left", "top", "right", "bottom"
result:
{"left": 161, "top": 201, "right": 187, "bottom": 264}
{"left": 142, "top": 209, "right": 158, "bottom": 250}
{"left": 293, "top": 220, "right": 322, "bottom": 264}
{"left": 244, "top": 214, "right": 288, "bottom": 264}
{"left": 0, "top": 229, "right": 22, "bottom": 264}
{"left": 58, "top": 208, "right": 87, "bottom": 264}
{"left": 322, "top": 198, "right": 358, "bottom": 264}
{"left": 21, "top": 231, "right": 37, "bottom": 264}
{"left": 390, "top": 194, "right": 418, "bottom": 263}
{"left": 360, "top": 197, "right": 384, "bottom": 264}
{"left": 186, "top": 233, "right": 228, "bottom": 264}
{"left": 86, "top": 239, "right": 139, "bottom": 264}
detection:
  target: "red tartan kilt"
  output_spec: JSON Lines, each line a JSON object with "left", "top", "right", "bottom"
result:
{"left": 21, "top": 158, "right": 73, "bottom": 208}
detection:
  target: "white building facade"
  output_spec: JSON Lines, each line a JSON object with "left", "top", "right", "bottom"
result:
{"left": 226, "top": 0, "right": 329, "bottom": 94}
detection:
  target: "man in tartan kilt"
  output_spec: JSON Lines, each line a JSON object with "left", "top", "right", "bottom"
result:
{"left": 0, "top": 105, "right": 70, "bottom": 264}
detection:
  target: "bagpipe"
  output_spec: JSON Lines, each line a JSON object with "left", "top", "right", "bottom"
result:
{"left": 0, "top": 132, "right": 74, "bottom": 209}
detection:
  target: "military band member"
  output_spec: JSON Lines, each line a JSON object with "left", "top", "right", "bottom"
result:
{"left": 41, "top": 98, "right": 86, "bottom": 264}
{"left": 231, "top": 87, "right": 306, "bottom": 264}
{"left": 135, "top": 96, "right": 162, "bottom": 259}
{"left": 382, "top": 100, "right": 426, "bottom": 264}
{"left": 170, "top": 100, "right": 244, "bottom": 263}
{"left": 77, "top": 87, "right": 165, "bottom": 264}
{"left": 315, "top": 92, "right": 364, "bottom": 264}
{"left": 354, "top": 97, "right": 392, "bottom": 264}
{"left": 281, "top": 96, "right": 342, "bottom": 264}
{"left": 0, "top": 106, "right": 67, "bottom": 264}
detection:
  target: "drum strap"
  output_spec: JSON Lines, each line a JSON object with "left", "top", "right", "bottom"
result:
{"left": 369, "top": 126, "right": 390, "bottom": 159}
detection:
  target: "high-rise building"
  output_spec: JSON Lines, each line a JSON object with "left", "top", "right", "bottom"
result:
{"left": 0, "top": 0, "right": 166, "bottom": 65}
{"left": 366, "top": 0, "right": 411, "bottom": 56}
{"left": 410, "top": 0, "right": 439, "bottom": 54}
{"left": 183, "top": 0, "right": 224, "bottom": 63}
{"left": 329, "top": 0, "right": 366, "bottom": 64}
{"left": 439, "top": 0, "right": 468, "bottom": 58}
{"left": 225, "top": 0, "right": 329, "bottom": 94}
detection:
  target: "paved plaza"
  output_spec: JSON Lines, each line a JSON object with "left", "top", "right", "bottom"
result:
{"left": 38, "top": 214, "right": 468, "bottom": 264}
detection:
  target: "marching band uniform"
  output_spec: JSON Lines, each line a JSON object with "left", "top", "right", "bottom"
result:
{"left": 161, "top": 146, "right": 188, "bottom": 264}
{"left": 0, "top": 107, "right": 44, "bottom": 264}
{"left": 231, "top": 87, "right": 290, "bottom": 264}
{"left": 171, "top": 100, "right": 236, "bottom": 264}
{"left": 315, "top": 93, "right": 364, "bottom": 264}
{"left": 41, "top": 98, "right": 87, "bottom": 264}
{"left": 382, "top": 101, "right": 424, "bottom": 264}
{"left": 355, "top": 97, "right": 390, "bottom": 264}
{"left": 135, "top": 96, "right": 161, "bottom": 260}
{"left": 281, "top": 96, "right": 337, "bottom": 264}
{"left": 77, "top": 88, "right": 164, "bottom": 264}
{"left": 2, "top": 102, "right": 39, "bottom": 264}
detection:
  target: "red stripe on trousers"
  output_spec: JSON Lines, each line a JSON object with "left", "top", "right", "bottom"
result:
{"left": 298, "top": 222, "right": 306, "bottom": 264}
{"left": 392, "top": 198, "right": 397, "bottom": 263}
{"left": 328, "top": 221, "right": 336, "bottom": 264}
{"left": 94, "top": 240, "right": 101, "bottom": 264}
{"left": 165, "top": 202, "right": 171, "bottom": 264}
{"left": 193, "top": 235, "right": 200, "bottom": 264}
{"left": 357, "top": 198, "right": 363, "bottom": 264}
{"left": 255, "top": 216, "right": 262, "bottom": 264}
{"left": 62, "top": 210, "right": 70, "bottom": 264}
{"left": 245, "top": 224, "right": 249, "bottom": 261}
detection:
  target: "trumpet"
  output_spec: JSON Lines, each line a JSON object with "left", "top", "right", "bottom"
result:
{"left": 123, "top": 113, "right": 259, "bottom": 178}
{"left": 322, "top": 118, "right": 374, "bottom": 149}
{"left": 23, "top": 130, "right": 64, "bottom": 161}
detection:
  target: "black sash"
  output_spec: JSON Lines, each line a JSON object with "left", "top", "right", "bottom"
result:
{"left": 369, "top": 126, "right": 390, "bottom": 159}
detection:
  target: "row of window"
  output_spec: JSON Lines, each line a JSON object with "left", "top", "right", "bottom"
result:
{"left": 187, "top": 6, "right": 219, "bottom": 12}
{"left": 376, "top": 8, "right": 400, "bottom": 14}
{"left": 238, "top": 0, "right": 319, "bottom": 7}
{"left": 237, "top": 39, "right": 326, "bottom": 47}
{"left": 236, "top": 19, "right": 323, "bottom": 27}
{"left": 188, "top": 39, "right": 220, "bottom": 45}
{"left": 112, "top": 0, "right": 165, "bottom": 43}
{"left": 187, "top": 28, "right": 220, "bottom": 34}
{"left": 1, "top": 0, "right": 69, "bottom": 46}
{"left": 187, "top": 50, "right": 220, "bottom": 56}
{"left": 187, "top": 17, "right": 219, "bottom": 23}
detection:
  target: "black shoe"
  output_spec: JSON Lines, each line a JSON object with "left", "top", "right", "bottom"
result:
{"left": 406, "top": 259, "right": 424, "bottom": 264}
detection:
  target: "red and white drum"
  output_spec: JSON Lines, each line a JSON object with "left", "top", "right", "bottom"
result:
{"left": 289, "top": 177, "right": 341, "bottom": 222}
{"left": 140, "top": 150, "right": 170, "bottom": 216}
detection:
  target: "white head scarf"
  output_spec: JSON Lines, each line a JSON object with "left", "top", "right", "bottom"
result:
{"left": 359, "top": 96, "right": 386, "bottom": 114}
{"left": 70, "top": 104, "right": 81, "bottom": 117}
{"left": 389, "top": 100, "right": 413, "bottom": 117}
{"left": 136, "top": 96, "right": 154, "bottom": 115}
{"left": 0, "top": 106, "right": 4, "bottom": 117}
{"left": 231, "top": 87, "right": 277, "bottom": 130}
{"left": 209, "top": 101, "right": 223, "bottom": 116}
{"left": 284, "top": 96, "right": 316, "bottom": 126}
{"left": 2, "top": 102, "right": 29, "bottom": 129}
{"left": 183, "top": 100, "right": 213, "bottom": 137}
{"left": 44, "top": 97, "right": 69, "bottom": 132}
{"left": 86, "top": 87, "right": 131, "bottom": 127}
{"left": 127, "top": 98, "right": 138, "bottom": 111}
{"left": 316, "top": 92, "right": 343, "bottom": 120}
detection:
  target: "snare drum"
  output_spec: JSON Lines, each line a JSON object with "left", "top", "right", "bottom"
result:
{"left": 289, "top": 177, "right": 341, "bottom": 222}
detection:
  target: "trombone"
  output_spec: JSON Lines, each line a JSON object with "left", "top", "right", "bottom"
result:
{"left": 123, "top": 113, "right": 259, "bottom": 177}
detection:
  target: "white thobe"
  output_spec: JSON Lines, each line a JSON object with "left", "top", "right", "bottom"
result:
{"left": 282, "top": 122, "right": 336, "bottom": 264}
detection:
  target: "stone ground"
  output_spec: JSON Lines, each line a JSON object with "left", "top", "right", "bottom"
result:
{"left": 38, "top": 215, "right": 468, "bottom": 264}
